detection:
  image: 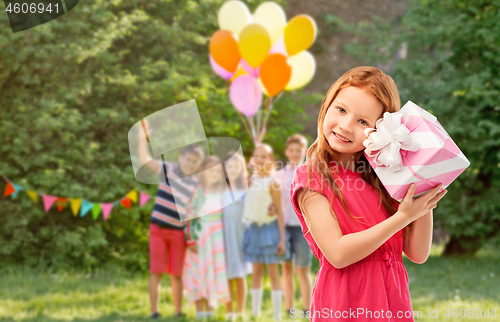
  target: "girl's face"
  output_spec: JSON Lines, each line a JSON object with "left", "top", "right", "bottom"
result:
{"left": 225, "top": 157, "right": 243, "bottom": 181}
{"left": 323, "top": 86, "right": 384, "bottom": 157}
{"left": 203, "top": 165, "right": 223, "bottom": 186}
{"left": 250, "top": 146, "right": 273, "bottom": 173}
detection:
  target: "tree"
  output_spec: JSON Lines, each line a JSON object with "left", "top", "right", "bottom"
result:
{"left": 0, "top": 0, "right": 318, "bottom": 270}
{"left": 327, "top": 0, "right": 500, "bottom": 256}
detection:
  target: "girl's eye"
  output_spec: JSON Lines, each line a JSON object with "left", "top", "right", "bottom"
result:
{"left": 337, "top": 107, "right": 345, "bottom": 113}
{"left": 359, "top": 119, "right": 368, "bottom": 125}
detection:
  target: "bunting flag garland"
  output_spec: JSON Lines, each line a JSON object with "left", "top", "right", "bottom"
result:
{"left": 127, "top": 190, "right": 138, "bottom": 204}
{"left": 3, "top": 181, "right": 15, "bottom": 197}
{"left": 92, "top": 203, "right": 101, "bottom": 220}
{"left": 43, "top": 195, "right": 57, "bottom": 213}
{"left": 11, "top": 183, "right": 22, "bottom": 198}
{"left": 1, "top": 172, "right": 154, "bottom": 221}
{"left": 140, "top": 191, "right": 150, "bottom": 207}
{"left": 55, "top": 197, "right": 68, "bottom": 212}
{"left": 70, "top": 198, "right": 82, "bottom": 217}
{"left": 27, "top": 190, "right": 38, "bottom": 203}
{"left": 101, "top": 203, "right": 114, "bottom": 221}
{"left": 120, "top": 196, "right": 132, "bottom": 209}
{"left": 80, "top": 199, "right": 94, "bottom": 217}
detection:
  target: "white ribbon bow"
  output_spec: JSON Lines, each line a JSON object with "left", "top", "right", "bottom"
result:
{"left": 362, "top": 111, "right": 420, "bottom": 172}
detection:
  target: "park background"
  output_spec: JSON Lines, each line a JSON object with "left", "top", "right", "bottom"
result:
{"left": 0, "top": 0, "right": 499, "bottom": 321}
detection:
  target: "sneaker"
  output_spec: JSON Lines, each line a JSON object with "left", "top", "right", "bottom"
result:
{"left": 225, "top": 313, "right": 235, "bottom": 321}
{"left": 149, "top": 312, "right": 161, "bottom": 319}
{"left": 175, "top": 312, "right": 186, "bottom": 318}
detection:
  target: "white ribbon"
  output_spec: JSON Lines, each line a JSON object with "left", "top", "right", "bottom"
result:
{"left": 362, "top": 111, "right": 420, "bottom": 172}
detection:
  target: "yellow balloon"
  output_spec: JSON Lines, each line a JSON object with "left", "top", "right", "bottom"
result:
{"left": 230, "top": 67, "right": 249, "bottom": 82}
{"left": 238, "top": 24, "right": 271, "bottom": 68}
{"left": 253, "top": 2, "right": 287, "bottom": 44}
{"left": 284, "top": 15, "right": 317, "bottom": 56}
{"left": 218, "top": 0, "right": 252, "bottom": 35}
{"left": 285, "top": 51, "right": 316, "bottom": 90}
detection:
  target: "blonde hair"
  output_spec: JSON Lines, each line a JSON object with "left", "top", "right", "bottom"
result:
{"left": 299, "top": 66, "right": 407, "bottom": 233}
{"left": 286, "top": 134, "right": 308, "bottom": 149}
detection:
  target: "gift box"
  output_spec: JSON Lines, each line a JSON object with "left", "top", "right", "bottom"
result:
{"left": 363, "top": 100, "right": 470, "bottom": 201}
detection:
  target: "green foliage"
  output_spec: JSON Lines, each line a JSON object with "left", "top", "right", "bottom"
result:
{"left": 0, "top": 0, "right": 315, "bottom": 270}
{"left": 332, "top": 0, "right": 500, "bottom": 254}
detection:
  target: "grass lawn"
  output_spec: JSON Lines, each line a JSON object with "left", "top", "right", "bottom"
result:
{"left": 0, "top": 243, "right": 498, "bottom": 321}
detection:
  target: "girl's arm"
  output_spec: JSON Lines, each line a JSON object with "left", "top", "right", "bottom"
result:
{"left": 270, "top": 179, "right": 285, "bottom": 242}
{"left": 403, "top": 209, "right": 433, "bottom": 264}
{"left": 297, "top": 184, "right": 446, "bottom": 269}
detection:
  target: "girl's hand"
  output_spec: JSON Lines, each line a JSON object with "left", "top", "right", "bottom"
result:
{"left": 398, "top": 184, "right": 447, "bottom": 223}
{"left": 188, "top": 244, "right": 198, "bottom": 254}
{"left": 276, "top": 239, "right": 286, "bottom": 256}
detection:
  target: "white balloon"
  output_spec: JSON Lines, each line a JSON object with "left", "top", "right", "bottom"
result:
{"left": 218, "top": 0, "right": 252, "bottom": 35}
{"left": 253, "top": 2, "right": 287, "bottom": 44}
{"left": 285, "top": 51, "right": 316, "bottom": 90}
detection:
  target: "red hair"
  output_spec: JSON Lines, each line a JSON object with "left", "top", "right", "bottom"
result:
{"left": 299, "top": 66, "right": 408, "bottom": 233}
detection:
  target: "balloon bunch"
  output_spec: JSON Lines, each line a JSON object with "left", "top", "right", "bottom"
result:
{"left": 209, "top": 0, "right": 317, "bottom": 145}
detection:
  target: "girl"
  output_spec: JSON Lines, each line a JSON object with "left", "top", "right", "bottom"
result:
{"left": 242, "top": 143, "right": 288, "bottom": 321}
{"left": 184, "top": 156, "right": 230, "bottom": 319}
{"left": 221, "top": 152, "right": 250, "bottom": 321}
{"left": 290, "top": 66, "right": 448, "bottom": 321}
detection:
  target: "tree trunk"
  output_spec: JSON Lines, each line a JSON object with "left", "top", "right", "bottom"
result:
{"left": 442, "top": 235, "right": 483, "bottom": 257}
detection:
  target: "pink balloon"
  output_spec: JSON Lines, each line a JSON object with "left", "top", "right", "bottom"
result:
{"left": 240, "top": 58, "right": 260, "bottom": 78}
{"left": 230, "top": 75, "right": 262, "bottom": 117}
{"left": 269, "top": 36, "right": 289, "bottom": 57}
{"left": 210, "top": 54, "right": 234, "bottom": 80}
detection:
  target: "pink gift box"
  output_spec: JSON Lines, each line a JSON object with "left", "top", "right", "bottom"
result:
{"left": 363, "top": 101, "right": 470, "bottom": 201}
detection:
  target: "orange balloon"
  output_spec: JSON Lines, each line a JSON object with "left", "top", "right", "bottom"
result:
{"left": 209, "top": 30, "right": 241, "bottom": 73}
{"left": 260, "top": 54, "right": 291, "bottom": 97}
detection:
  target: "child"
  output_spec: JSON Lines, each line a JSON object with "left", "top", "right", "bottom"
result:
{"left": 138, "top": 123, "right": 204, "bottom": 319}
{"left": 274, "top": 134, "right": 312, "bottom": 316}
{"left": 184, "top": 156, "right": 230, "bottom": 319}
{"left": 221, "top": 152, "right": 250, "bottom": 321}
{"left": 243, "top": 143, "right": 288, "bottom": 321}
{"left": 290, "top": 66, "right": 447, "bottom": 321}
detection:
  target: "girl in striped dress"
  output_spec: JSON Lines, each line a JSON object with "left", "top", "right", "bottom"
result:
{"left": 184, "top": 156, "right": 230, "bottom": 319}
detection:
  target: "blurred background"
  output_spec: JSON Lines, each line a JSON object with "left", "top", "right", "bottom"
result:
{"left": 1, "top": 0, "right": 499, "bottom": 321}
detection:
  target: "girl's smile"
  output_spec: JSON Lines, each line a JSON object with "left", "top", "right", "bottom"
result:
{"left": 333, "top": 131, "right": 352, "bottom": 143}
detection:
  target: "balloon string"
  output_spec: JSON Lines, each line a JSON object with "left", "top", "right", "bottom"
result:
{"left": 260, "top": 95, "right": 274, "bottom": 142}
{"left": 237, "top": 112, "right": 253, "bottom": 143}
{"left": 249, "top": 116, "right": 257, "bottom": 145}
{"left": 256, "top": 98, "right": 263, "bottom": 141}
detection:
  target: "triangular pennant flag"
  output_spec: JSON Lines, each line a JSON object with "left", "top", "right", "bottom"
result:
{"left": 27, "top": 190, "right": 38, "bottom": 203}
{"left": 55, "top": 197, "right": 68, "bottom": 212}
{"left": 101, "top": 203, "right": 114, "bottom": 221}
{"left": 120, "top": 196, "right": 131, "bottom": 209}
{"left": 127, "top": 190, "right": 138, "bottom": 203}
{"left": 70, "top": 199, "right": 82, "bottom": 217}
{"left": 139, "top": 191, "right": 150, "bottom": 207}
{"left": 3, "top": 181, "right": 15, "bottom": 197}
{"left": 92, "top": 203, "right": 101, "bottom": 220}
{"left": 42, "top": 195, "right": 58, "bottom": 212}
{"left": 80, "top": 199, "right": 93, "bottom": 217}
{"left": 11, "top": 183, "right": 22, "bottom": 198}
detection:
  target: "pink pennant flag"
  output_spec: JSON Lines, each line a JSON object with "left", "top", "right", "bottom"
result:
{"left": 101, "top": 203, "right": 114, "bottom": 221}
{"left": 42, "top": 195, "right": 58, "bottom": 212}
{"left": 140, "top": 191, "right": 150, "bottom": 207}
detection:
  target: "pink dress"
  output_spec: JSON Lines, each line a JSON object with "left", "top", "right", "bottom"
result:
{"left": 290, "top": 161, "right": 414, "bottom": 322}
